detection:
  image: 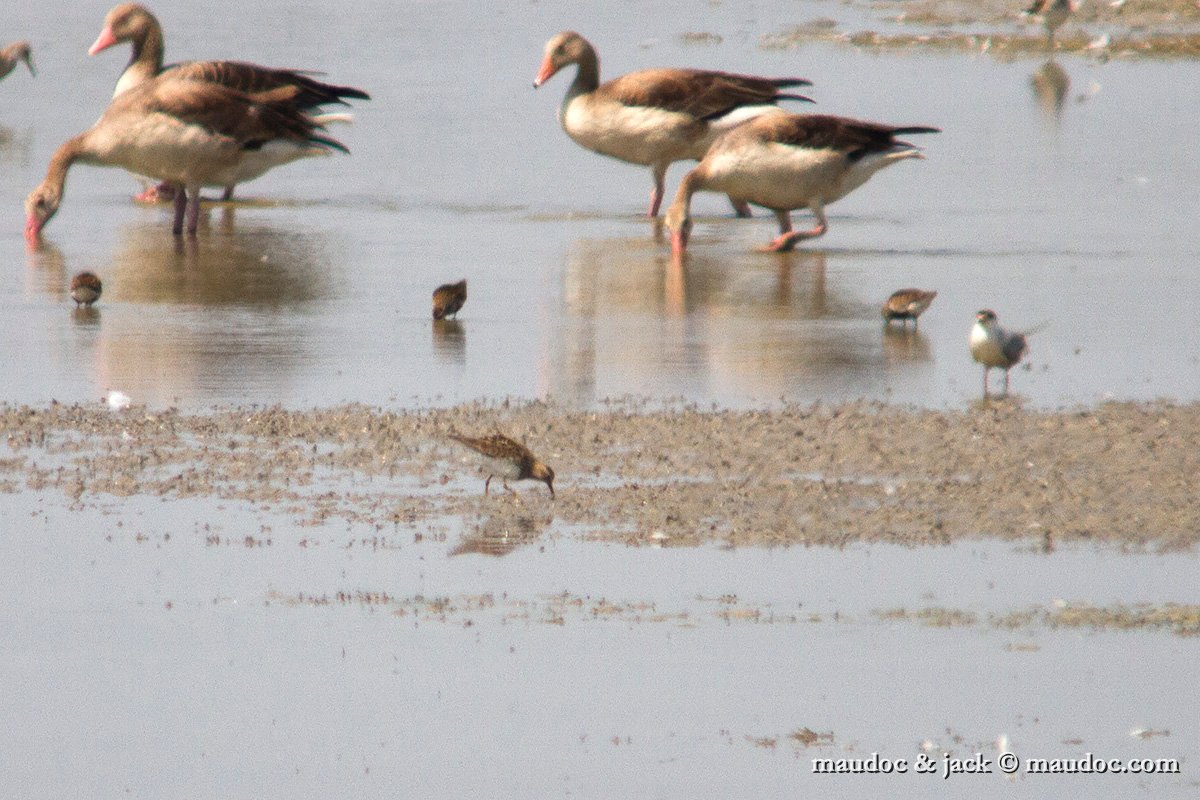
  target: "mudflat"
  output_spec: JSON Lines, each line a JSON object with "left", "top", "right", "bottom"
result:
{"left": 3, "top": 399, "right": 1195, "bottom": 550}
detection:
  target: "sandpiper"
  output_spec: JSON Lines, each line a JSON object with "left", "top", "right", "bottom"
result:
{"left": 1023, "top": 0, "right": 1074, "bottom": 49}
{"left": 70, "top": 271, "right": 103, "bottom": 308}
{"left": 969, "top": 309, "right": 1029, "bottom": 396}
{"left": 432, "top": 279, "right": 467, "bottom": 320}
{"left": 882, "top": 289, "right": 937, "bottom": 326}
{"left": 449, "top": 433, "right": 555, "bottom": 498}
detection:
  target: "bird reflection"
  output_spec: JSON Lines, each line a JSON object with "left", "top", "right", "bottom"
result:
{"left": 449, "top": 510, "right": 551, "bottom": 557}
{"left": 24, "top": 239, "right": 68, "bottom": 300}
{"left": 106, "top": 217, "right": 331, "bottom": 305}
{"left": 0, "top": 124, "right": 33, "bottom": 166}
{"left": 432, "top": 318, "right": 466, "bottom": 363}
{"left": 882, "top": 324, "right": 932, "bottom": 364}
{"left": 71, "top": 307, "right": 102, "bottom": 327}
{"left": 549, "top": 235, "right": 871, "bottom": 404}
{"left": 1031, "top": 59, "right": 1070, "bottom": 126}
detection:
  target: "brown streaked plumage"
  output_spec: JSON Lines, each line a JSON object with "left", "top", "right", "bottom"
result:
{"left": 0, "top": 41, "right": 35, "bottom": 81}
{"left": 24, "top": 74, "right": 346, "bottom": 241}
{"left": 70, "top": 272, "right": 103, "bottom": 307}
{"left": 449, "top": 433, "right": 555, "bottom": 498}
{"left": 882, "top": 289, "right": 937, "bottom": 326}
{"left": 969, "top": 309, "right": 1030, "bottom": 397}
{"left": 432, "top": 279, "right": 467, "bottom": 320}
{"left": 664, "top": 113, "right": 939, "bottom": 254}
{"left": 533, "top": 30, "right": 812, "bottom": 218}
{"left": 89, "top": 3, "right": 367, "bottom": 201}
{"left": 1023, "top": 0, "right": 1074, "bottom": 49}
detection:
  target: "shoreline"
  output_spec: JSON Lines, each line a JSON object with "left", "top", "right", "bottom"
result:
{"left": 3, "top": 397, "right": 1196, "bottom": 550}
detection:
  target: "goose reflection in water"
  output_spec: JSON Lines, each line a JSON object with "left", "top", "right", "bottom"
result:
{"left": 81, "top": 218, "right": 335, "bottom": 405}
{"left": 549, "top": 235, "right": 883, "bottom": 405}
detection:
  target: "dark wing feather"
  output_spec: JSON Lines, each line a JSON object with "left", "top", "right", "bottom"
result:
{"left": 604, "top": 68, "right": 810, "bottom": 120}
{"left": 1002, "top": 333, "right": 1028, "bottom": 364}
{"left": 756, "top": 114, "right": 939, "bottom": 160}
{"left": 163, "top": 60, "right": 370, "bottom": 108}
{"left": 143, "top": 78, "right": 344, "bottom": 151}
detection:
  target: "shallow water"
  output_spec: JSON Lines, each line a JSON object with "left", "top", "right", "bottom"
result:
{"left": 2, "top": 1, "right": 1198, "bottom": 410}
{"left": 1, "top": 2, "right": 1198, "bottom": 798}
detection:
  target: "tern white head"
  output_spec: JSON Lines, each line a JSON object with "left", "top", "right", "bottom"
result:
{"left": 969, "top": 309, "right": 1029, "bottom": 397}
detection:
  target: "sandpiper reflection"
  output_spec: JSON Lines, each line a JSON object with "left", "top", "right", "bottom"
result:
{"left": 1031, "top": 59, "right": 1070, "bottom": 126}
{"left": 432, "top": 318, "right": 466, "bottom": 363}
{"left": 449, "top": 510, "right": 551, "bottom": 557}
{"left": 882, "top": 324, "right": 933, "bottom": 364}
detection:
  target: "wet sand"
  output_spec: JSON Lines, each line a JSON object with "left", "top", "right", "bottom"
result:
{"left": 4, "top": 398, "right": 1197, "bottom": 550}
{"left": 762, "top": 0, "right": 1200, "bottom": 57}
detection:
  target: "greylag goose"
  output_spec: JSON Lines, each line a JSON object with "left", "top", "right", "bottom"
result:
{"left": 664, "top": 113, "right": 939, "bottom": 253}
{"left": 882, "top": 289, "right": 937, "bottom": 326}
{"left": 969, "top": 309, "right": 1029, "bottom": 397}
{"left": 534, "top": 30, "right": 812, "bottom": 218}
{"left": 0, "top": 41, "right": 35, "bottom": 81}
{"left": 25, "top": 74, "right": 346, "bottom": 240}
{"left": 89, "top": 2, "right": 367, "bottom": 200}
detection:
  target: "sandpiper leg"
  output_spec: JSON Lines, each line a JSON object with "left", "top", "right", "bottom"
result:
{"left": 221, "top": 185, "right": 235, "bottom": 201}
{"left": 729, "top": 197, "right": 753, "bottom": 218}
{"left": 484, "top": 475, "right": 492, "bottom": 495}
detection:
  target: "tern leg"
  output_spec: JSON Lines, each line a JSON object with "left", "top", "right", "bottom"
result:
{"left": 484, "top": 475, "right": 492, "bottom": 495}
{"left": 729, "top": 197, "right": 753, "bottom": 218}
{"left": 221, "top": 186, "right": 235, "bottom": 201}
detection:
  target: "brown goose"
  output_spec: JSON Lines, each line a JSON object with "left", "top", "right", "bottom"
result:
{"left": 664, "top": 113, "right": 939, "bottom": 254}
{"left": 534, "top": 31, "right": 812, "bottom": 218}
{"left": 24, "top": 74, "right": 346, "bottom": 240}
{"left": 0, "top": 41, "right": 35, "bottom": 81}
{"left": 89, "top": 3, "right": 367, "bottom": 200}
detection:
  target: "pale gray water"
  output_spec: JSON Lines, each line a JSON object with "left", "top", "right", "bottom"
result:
{"left": 1, "top": 2, "right": 1197, "bottom": 798}
{"left": 2, "top": 1, "right": 1197, "bottom": 409}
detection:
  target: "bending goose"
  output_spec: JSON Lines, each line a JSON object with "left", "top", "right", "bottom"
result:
{"left": 664, "top": 113, "right": 939, "bottom": 254}
{"left": 0, "top": 41, "right": 35, "bottom": 81}
{"left": 89, "top": 2, "right": 367, "bottom": 199}
{"left": 534, "top": 30, "right": 813, "bottom": 218}
{"left": 25, "top": 74, "right": 346, "bottom": 241}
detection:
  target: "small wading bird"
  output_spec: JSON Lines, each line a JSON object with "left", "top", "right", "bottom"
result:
{"left": 88, "top": 2, "right": 368, "bottom": 202}
{"left": 432, "top": 279, "right": 467, "bottom": 320}
{"left": 449, "top": 433, "right": 555, "bottom": 498}
{"left": 969, "top": 309, "right": 1029, "bottom": 397}
{"left": 0, "top": 41, "right": 35, "bottom": 82}
{"left": 664, "top": 113, "right": 939, "bottom": 254}
{"left": 1023, "top": 0, "right": 1075, "bottom": 49}
{"left": 882, "top": 289, "right": 937, "bottom": 327}
{"left": 70, "top": 272, "right": 103, "bottom": 307}
{"left": 534, "top": 30, "right": 813, "bottom": 218}
{"left": 24, "top": 73, "right": 347, "bottom": 240}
